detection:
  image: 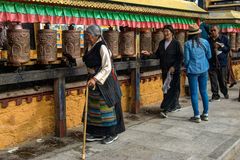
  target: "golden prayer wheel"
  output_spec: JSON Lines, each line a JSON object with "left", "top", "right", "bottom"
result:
{"left": 152, "top": 30, "right": 164, "bottom": 53}
{"left": 62, "top": 30, "right": 81, "bottom": 59}
{"left": 140, "top": 29, "right": 152, "bottom": 54}
{"left": 103, "top": 30, "right": 120, "bottom": 58}
{"left": 176, "top": 30, "right": 186, "bottom": 51}
{"left": 37, "top": 29, "right": 57, "bottom": 64}
{"left": 119, "top": 31, "right": 135, "bottom": 57}
{"left": 236, "top": 33, "right": 240, "bottom": 50}
{"left": 230, "top": 32, "right": 237, "bottom": 50}
{"left": 7, "top": 24, "right": 30, "bottom": 66}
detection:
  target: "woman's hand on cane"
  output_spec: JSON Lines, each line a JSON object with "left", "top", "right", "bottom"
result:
{"left": 87, "top": 78, "right": 97, "bottom": 89}
{"left": 141, "top": 50, "right": 151, "bottom": 56}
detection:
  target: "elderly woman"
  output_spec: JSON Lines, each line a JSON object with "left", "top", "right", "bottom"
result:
{"left": 184, "top": 24, "right": 212, "bottom": 123}
{"left": 83, "top": 25, "right": 125, "bottom": 144}
{"left": 142, "top": 25, "right": 183, "bottom": 118}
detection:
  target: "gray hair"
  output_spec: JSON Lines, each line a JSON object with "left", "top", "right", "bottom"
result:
{"left": 86, "top": 24, "right": 102, "bottom": 37}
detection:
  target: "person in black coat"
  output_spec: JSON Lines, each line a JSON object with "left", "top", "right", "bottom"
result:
{"left": 207, "top": 25, "right": 230, "bottom": 101}
{"left": 142, "top": 25, "right": 183, "bottom": 118}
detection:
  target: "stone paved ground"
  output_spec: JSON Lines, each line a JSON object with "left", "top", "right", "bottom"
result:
{"left": 30, "top": 84, "right": 240, "bottom": 160}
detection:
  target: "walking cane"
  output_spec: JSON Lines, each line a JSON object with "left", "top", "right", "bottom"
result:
{"left": 82, "top": 86, "right": 89, "bottom": 160}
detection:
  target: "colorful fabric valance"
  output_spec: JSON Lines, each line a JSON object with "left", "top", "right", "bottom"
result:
{"left": 219, "top": 24, "right": 240, "bottom": 33}
{"left": 0, "top": 1, "right": 195, "bottom": 29}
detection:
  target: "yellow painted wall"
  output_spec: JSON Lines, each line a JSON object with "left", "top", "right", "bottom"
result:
{"left": 0, "top": 73, "right": 186, "bottom": 149}
{"left": 232, "top": 63, "right": 240, "bottom": 81}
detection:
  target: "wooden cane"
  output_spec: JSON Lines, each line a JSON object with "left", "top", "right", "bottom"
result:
{"left": 82, "top": 86, "right": 89, "bottom": 160}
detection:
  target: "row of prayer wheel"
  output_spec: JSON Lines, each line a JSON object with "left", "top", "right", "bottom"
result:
{"left": 104, "top": 29, "right": 186, "bottom": 58}
{"left": 7, "top": 24, "right": 81, "bottom": 66}
{"left": 229, "top": 33, "right": 240, "bottom": 51}
{"left": 6, "top": 24, "right": 187, "bottom": 66}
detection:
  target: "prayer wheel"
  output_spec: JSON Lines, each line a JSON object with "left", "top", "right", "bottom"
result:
{"left": 140, "top": 30, "right": 152, "bottom": 54}
{"left": 119, "top": 31, "right": 135, "bottom": 57}
{"left": 236, "top": 33, "right": 240, "bottom": 50}
{"left": 37, "top": 29, "right": 57, "bottom": 64}
{"left": 7, "top": 23, "right": 30, "bottom": 66}
{"left": 230, "top": 32, "right": 236, "bottom": 50}
{"left": 62, "top": 28, "right": 81, "bottom": 59}
{"left": 176, "top": 30, "right": 185, "bottom": 51}
{"left": 152, "top": 30, "right": 164, "bottom": 53}
{"left": 103, "top": 30, "right": 120, "bottom": 58}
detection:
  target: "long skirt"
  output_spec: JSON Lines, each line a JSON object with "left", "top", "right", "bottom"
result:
{"left": 160, "top": 71, "right": 181, "bottom": 112}
{"left": 86, "top": 86, "right": 125, "bottom": 136}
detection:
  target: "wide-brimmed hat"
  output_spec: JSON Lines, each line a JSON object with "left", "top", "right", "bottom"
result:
{"left": 187, "top": 24, "right": 202, "bottom": 35}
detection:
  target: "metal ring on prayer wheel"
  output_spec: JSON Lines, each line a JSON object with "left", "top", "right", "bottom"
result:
{"left": 37, "top": 29, "right": 57, "bottom": 64}
{"left": 7, "top": 28, "right": 30, "bottom": 66}
{"left": 119, "top": 31, "right": 135, "bottom": 57}
{"left": 152, "top": 30, "right": 164, "bottom": 53}
{"left": 236, "top": 33, "right": 240, "bottom": 50}
{"left": 103, "top": 30, "right": 120, "bottom": 59}
{"left": 176, "top": 30, "right": 186, "bottom": 51}
{"left": 140, "top": 29, "right": 152, "bottom": 54}
{"left": 230, "top": 32, "right": 237, "bottom": 50}
{"left": 62, "top": 30, "right": 81, "bottom": 59}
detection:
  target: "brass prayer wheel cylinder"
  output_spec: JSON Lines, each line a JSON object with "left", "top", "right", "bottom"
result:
{"left": 230, "top": 32, "right": 237, "bottom": 50}
{"left": 152, "top": 30, "right": 164, "bottom": 53}
{"left": 62, "top": 30, "right": 81, "bottom": 59}
{"left": 37, "top": 29, "right": 57, "bottom": 64}
{"left": 103, "top": 30, "right": 120, "bottom": 58}
{"left": 140, "top": 30, "right": 152, "bottom": 54}
{"left": 236, "top": 33, "right": 240, "bottom": 50}
{"left": 7, "top": 29, "right": 30, "bottom": 66}
{"left": 119, "top": 31, "right": 135, "bottom": 57}
{"left": 176, "top": 31, "right": 185, "bottom": 50}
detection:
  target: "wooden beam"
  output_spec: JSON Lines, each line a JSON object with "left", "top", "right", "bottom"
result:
{"left": 54, "top": 77, "right": 66, "bottom": 137}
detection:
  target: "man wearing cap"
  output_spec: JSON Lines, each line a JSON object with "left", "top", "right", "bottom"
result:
{"left": 207, "top": 25, "right": 230, "bottom": 101}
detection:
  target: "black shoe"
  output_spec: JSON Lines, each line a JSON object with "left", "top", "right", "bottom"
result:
{"left": 160, "top": 111, "right": 168, "bottom": 118}
{"left": 229, "top": 82, "right": 237, "bottom": 88}
{"left": 101, "top": 135, "right": 119, "bottom": 144}
{"left": 209, "top": 97, "right": 220, "bottom": 102}
{"left": 189, "top": 116, "right": 201, "bottom": 123}
{"left": 86, "top": 135, "right": 105, "bottom": 142}
{"left": 200, "top": 114, "right": 208, "bottom": 121}
{"left": 224, "top": 94, "right": 229, "bottom": 99}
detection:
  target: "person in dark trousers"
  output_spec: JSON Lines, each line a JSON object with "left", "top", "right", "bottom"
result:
{"left": 184, "top": 24, "right": 212, "bottom": 123}
{"left": 141, "top": 25, "right": 183, "bottom": 118}
{"left": 83, "top": 25, "right": 125, "bottom": 144}
{"left": 208, "top": 25, "right": 230, "bottom": 101}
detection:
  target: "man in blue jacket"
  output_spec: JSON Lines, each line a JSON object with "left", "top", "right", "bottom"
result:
{"left": 208, "top": 25, "right": 230, "bottom": 101}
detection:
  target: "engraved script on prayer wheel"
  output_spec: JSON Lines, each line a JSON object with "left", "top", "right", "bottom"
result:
{"left": 230, "top": 32, "right": 236, "bottom": 50}
{"left": 176, "top": 31, "right": 185, "bottom": 50}
{"left": 7, "top": 29, "right": 30, "bottom": 66}
{"left": 236, "top": 33, "right": 240, "bottom": 50}
{"left": 119, "top": 31, "right": 135, "bottom": 56}
{"left": 140, "top": 30, "right": 152, "bottom": 54}
{"left": 37, "top": 29, "right": 57, "bottom": 64}
{"left": 152, "top": 30, "right": 164, "bottom": 53}
{"left": 103, "top": 30, "right": 120, "bottom": 58}
{"left": 62, "top": 30, "right": 81, "bottom": 59}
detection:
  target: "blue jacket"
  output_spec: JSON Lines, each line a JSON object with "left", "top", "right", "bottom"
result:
{"left": 184, "top": 38, "right": 212, "bottom": 74}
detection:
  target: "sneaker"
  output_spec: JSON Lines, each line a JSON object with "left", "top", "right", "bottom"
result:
{"left": 200, "top": 114, "right": 208, "bottom": 121}
{"left": 86, "top": 135, "right": 105, "bottom": 142}
{"left": 189, "top": 116, "right": 201, "bottom": 123}
{"left": 224, "top": 94, "right": 229, "bottom": 99}
{"left": 160, "top": 111, "right": 168, "bottom": 118}
{"left": 102, "top": 135, "right": 119, "bottom": 144}
{"left": 169, "top": 107, "right": 181, "bottom": 113}
{"left": 209, "top": 97, "right": 220, "bottom": 102}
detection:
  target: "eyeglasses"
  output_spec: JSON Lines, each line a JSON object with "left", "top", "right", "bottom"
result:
{"left": 211, "top": 30, "right": 216, "bottom": 32}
